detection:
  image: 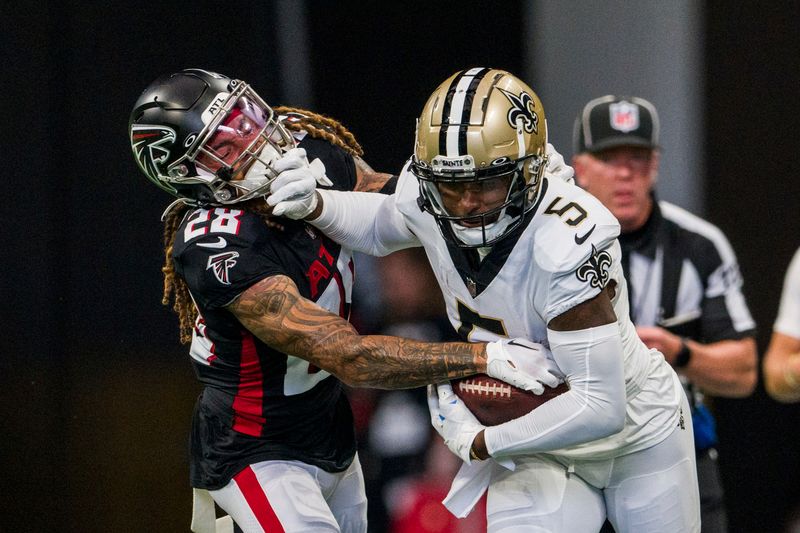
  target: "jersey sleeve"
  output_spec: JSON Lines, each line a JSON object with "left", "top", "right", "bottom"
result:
{"left": 686, "top": 218, "right": 756, "bottom": 341}
{"left": 542, "top": 226, "right": 622, "bottom": 323}
{"left": 532, "top": 183, "right": 622, "bottom": 324}
{"left": 311, "top": 162, "right": 420, "bottom": 256}
{"left": 174, "top": 210, "right": 288, "bottom": 309}
{"left": 774, "top": 247, "right": 800, "bottom": 339}
{"left": 297, "top": 135, "right": 356, "bottom": 192}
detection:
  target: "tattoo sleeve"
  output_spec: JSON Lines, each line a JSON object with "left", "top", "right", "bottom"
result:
{"left": 354, "top": 157, "right": 394, "bottom": 193}
{"left": 228, "top": 274, "right": 486, "bottom": 388}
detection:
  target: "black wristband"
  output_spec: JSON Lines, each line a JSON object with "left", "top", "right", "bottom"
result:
{"left": 674, "top": 338, "right": 692, "bottom": 368}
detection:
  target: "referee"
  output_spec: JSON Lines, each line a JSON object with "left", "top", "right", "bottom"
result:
{"left": 572, "top": 95, "right": 758, "bottom": 533}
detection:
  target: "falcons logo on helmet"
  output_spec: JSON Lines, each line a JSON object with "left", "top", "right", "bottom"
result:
{"left": 498, "top": 88, "right": 539, "bottom": 134}
{"left": 206, "top": 251, "right": 239, "bottom": 285}
{"left": 576, "top": 245, "right": 612, "bottom": 288}
{"left": 130, "top": 125, "right": 176, "bottom": 181}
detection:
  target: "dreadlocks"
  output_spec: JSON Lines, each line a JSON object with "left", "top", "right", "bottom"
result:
{"left": 275, "top": 106, "right": 364, "bottom": 158}
{"left": 161, "top": 106, "right": 363, "bottom": 344}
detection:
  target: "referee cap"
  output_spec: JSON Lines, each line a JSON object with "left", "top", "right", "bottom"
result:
{"left": 574, "top": 95, "right": 659, "bottom": 154}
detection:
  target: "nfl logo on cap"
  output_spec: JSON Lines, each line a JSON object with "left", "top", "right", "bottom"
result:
{"left": 609, "top": 101, "right": 639, "bottom": 133}
{"left": 573, "top": 95, "right": 659, "bottom": 154}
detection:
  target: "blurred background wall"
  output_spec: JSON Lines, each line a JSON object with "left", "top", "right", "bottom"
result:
{"left": 3, "top": 1, "right": 799, "bottom": 531}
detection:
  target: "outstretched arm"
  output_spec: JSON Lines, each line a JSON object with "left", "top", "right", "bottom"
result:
{"left": 267, "top": 153, "right": 416, "bottom": 255}
{"left": 228, "top": 274, "right": 481, "bottom": 389}
{"left": 228, "top": 274, "right": 559, "bottom": 392}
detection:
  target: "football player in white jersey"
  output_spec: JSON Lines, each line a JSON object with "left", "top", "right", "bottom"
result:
{"left": 268, "top": 68, "right": 701, "bottom": 532}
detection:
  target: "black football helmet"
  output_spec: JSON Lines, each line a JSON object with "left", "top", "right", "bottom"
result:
{"left": 129, "top": 68, "right": 295, "bottom": 205}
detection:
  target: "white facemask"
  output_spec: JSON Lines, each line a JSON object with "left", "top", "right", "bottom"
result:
{"left": 449, "top": 209, "right": 514, "bottom": 247}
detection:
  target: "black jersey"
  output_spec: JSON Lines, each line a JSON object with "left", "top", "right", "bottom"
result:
{"left": 172, "top": 135, "right": 359, "bottom": 489}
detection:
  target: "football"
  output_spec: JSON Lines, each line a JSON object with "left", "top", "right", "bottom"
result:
{"left": 452, "top": 374, "right": 570, "bottom": 426}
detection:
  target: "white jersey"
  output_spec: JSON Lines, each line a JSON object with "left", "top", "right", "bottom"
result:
{"left": 314, "top": 163, "right": 684, "bottom": 460}
{"left": 387, "top": 164, "right": 682, "bottom": 459}
{"left": 774, "top": 247, "right": 800, "bottom": 339}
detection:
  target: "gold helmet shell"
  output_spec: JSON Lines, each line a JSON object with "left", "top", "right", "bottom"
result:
{"left": 412, "top": 68, "right": 549, "bottom": 247}
{"left": 414, "top": 67, "right": 547, "bottom": 179}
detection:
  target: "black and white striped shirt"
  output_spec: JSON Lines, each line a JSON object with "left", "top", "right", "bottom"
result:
{"left": 619, "top": 198, "right": 756, "bottom": 450}
{"left": 620, "top": 199, "right": 755, "bottom": 341}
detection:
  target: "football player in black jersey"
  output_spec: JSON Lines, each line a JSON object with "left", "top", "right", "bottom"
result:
{"left": 129, "top": 69, "right": 562, "bottom": 533}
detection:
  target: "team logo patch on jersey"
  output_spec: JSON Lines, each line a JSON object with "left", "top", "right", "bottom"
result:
{"left": 498, "top": 88, "right": 539, "bottom": 134}
{"left": 576, "top": 245, "right": 612, "bottom": 288}
{"left": 206, "top": 251, "right": 240, "bottom": 285}
{"left": 130, "top": 125, "right": 176, "bottom": 181}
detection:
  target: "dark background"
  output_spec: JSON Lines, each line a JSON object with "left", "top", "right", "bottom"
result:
{"left": 3, "top": 2, "right": 799, "bottom": 531}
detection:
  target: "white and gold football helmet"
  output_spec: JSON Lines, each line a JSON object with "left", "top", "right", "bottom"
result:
{"left": 412, "top": 68, "right": 548, "bottom": 248}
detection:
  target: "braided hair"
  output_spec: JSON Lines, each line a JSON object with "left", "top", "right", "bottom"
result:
{"left": 161, "top": 107, "right": 363, "bottom": 344}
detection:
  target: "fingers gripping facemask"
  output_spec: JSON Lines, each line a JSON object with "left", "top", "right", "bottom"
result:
{"left": 232, "top": 142, "right": 284, "bottom": 199}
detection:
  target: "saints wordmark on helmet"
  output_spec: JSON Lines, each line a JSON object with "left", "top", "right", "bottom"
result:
{"left": 498, "top": 88, "right": 539, "bottom": 134}
{"left": 131, "top": 125, "right": 176, "bottom": 180}
{"left": 576, "top": 245, "right": 612, "bottom": 288}
{"left": 207, "top": 251, "right": 240, "bottom": 285}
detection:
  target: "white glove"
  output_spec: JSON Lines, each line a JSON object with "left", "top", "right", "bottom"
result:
{"left": 485, "top": 338, "right": 564, "bottom": 394}
{"left": 427, "top": 383, "right": 486, "bottom": 464}
{"left": 266, "top": 147, "right": 332, "bottom": 219}
{"left": 544, "top": 143, "right": 574, "bottom": 183}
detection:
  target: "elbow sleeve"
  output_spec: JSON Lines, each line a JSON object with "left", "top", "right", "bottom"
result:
{"left": 485, "top": 323, "right": 626, "bottom": 457}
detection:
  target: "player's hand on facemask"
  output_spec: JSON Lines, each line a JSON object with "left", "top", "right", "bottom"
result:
{"left": 486, "top": 338, "right": 565, "bottom": 394}
{"left": 544, "top": 143, "right": 575, "bottom": 183}
{"left": 427, "top": 383, "right": 486, "bottom": 463}
{"left": 267, "top": 147, "right": 332, "bottom": 219}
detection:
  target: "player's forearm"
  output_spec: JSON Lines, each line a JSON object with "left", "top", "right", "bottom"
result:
{"left": 316, "top": 334, "right": 487, "bottom": 389}
{"left": 484, "top": 324, "right": 626, "bottom": 457}
{"left": 680, "top": 338, "right": 757, "bottom": 397}
{"left": 309, "top": 189, "right": 418, "bottom": 256}
{"left": 231, "top": 275, "right": 486, "bottom": 389}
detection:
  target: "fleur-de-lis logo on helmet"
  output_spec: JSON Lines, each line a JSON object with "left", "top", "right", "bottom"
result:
{"left": 576, "top": 245, "right": 612, "bottom": 288}
{"left": 498, "top": 88, "right": 539, "bottom": 134}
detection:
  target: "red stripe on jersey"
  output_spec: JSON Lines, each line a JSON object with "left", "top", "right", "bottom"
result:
{"left": 332, "top": 271, "right": 346, "bottom": 318}
{"left": 233, "top": 466, "right": 285, "bottom": 532}
{"left": 232, "top": 332, "right": 266, "bottom": 436}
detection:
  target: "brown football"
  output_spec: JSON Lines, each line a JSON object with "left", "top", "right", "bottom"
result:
{"left": 452, "top": 374, "right": 570, "bottom": 426}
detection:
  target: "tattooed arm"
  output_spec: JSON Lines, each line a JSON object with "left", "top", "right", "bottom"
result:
{"left": 228, "top": 274, "right": 486, "bottom": 389}
{"left": 353, "top": 156, "right": 394, "bottom": 193}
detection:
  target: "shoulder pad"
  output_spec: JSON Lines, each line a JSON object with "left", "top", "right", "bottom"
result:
{"left": 532, "top": 179, "right": 620, "bottom": 273}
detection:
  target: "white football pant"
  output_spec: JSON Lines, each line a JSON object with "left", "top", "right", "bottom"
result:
{"left": 486, "top": 393, "right": 700, "bottom": 532}
{"left": 210, "top": 454, "right": 367, "bottom": 533}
